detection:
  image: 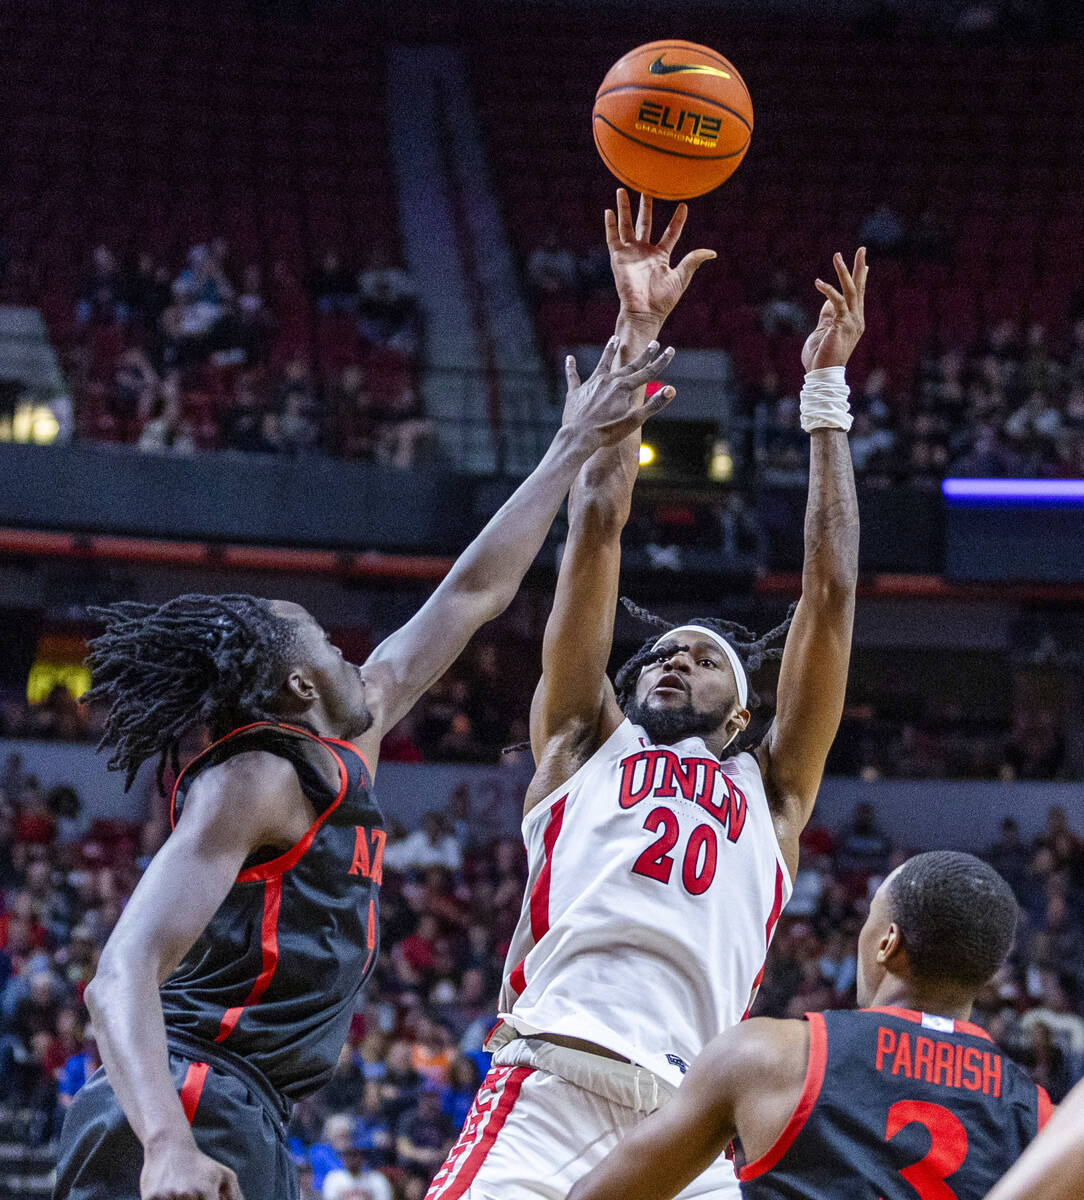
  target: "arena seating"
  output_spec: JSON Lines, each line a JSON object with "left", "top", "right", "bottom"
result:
{"left": 467, "top": 15, "right": 1084, "bottom": 392}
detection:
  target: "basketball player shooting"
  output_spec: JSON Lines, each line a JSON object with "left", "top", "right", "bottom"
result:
{"left": 427, "top": 192, "right": 867, "bottom": 1200}
{"left": 569, "top": 852, "right": 1052, "bottom": 1200}
{"left": 52, "top": 337, "right": 678, "bottom": 1200}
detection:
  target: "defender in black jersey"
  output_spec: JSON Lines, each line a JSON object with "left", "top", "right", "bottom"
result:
{"left": 53, "top": 335, "right": 684, "bottom": 1200}
{"left": 571, "top": 851, "right": 1052, "bottom": 1200}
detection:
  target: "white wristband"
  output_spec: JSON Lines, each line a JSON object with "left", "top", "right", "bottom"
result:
{"left": 800, "top": 366, "right": 853, "bottom": 433}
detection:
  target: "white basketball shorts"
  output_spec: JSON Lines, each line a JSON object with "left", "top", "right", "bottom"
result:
{"left": 425, "top": 1038, "right": 741, "bottom": 1200}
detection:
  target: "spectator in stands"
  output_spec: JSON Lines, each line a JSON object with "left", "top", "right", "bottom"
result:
{"left": 311, "top": 250, "right": 358, "bottom": 314}
{"left": 236, "top": 264, "right": 273, "bottom": 365}
{"left": 760, "top": 267, "right": 808, "bottom": 334}
{"left": 112, "top": 347, "right": 159, "bottom": 425}
{"left": 527, "top": 229, "right": 578, "bottom": 296}
{"left": 835, "top": 801, "right": 892, "bottom": 889}
{"left": 384, "top": 812, "right": 463, "bottom": 874}
{"left": 357, "top": 246, "right": 419, "bottom": 354}
{"left": 395, "top": 1084, "right": 455, "bottom": 1178}
{"left": 137, "top": 375, "right": 196, "bottom": 454}
{"left": 76, "top": 246, "right": 126, "bottom": 325}
{"left": 322, "top": 1143, "right": 393, "bottom": 1200}
{"left": 125, "top": 252, "right": 173, "bottom": 335}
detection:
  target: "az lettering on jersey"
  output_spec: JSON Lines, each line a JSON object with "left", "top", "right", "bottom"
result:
{"left": 875, "top": 1026, "right": 1002, "bottom": 1097}
{"left": 348, "top": 826, "right": 386, "bottom": 883}
{"left": 617, "top": 749, "right": 747, "bottom": 842}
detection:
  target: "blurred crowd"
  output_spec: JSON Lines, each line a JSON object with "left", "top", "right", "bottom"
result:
{"left": 756, "top": 315, "right": 1084, "bottom": 485}
{"left": 55, "top": 239, "right": 433, "bottom": 464}
{"left": 1, "top": 749, "right": 1082, "bottom": 1196}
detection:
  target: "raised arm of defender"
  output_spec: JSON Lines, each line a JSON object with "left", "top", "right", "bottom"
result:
{"left": 526, "top": 192, "right": 715, "bottom": 811}
{"left": 356, "top": 335, "right": 678, "bottom": 765}
{"left": 757, "top": 249, "right": 866, "bottom": 877}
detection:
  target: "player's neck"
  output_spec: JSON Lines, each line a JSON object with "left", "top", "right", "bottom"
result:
{"left": 870, "top": 978, "right": 975, "bottom": 1024}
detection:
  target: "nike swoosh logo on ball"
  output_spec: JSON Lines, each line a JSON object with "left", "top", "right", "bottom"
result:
{"left": 649, "top": 55, "right": 732, "bottom": 79}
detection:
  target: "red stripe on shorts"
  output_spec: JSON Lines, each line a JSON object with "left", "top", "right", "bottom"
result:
{"left": 179, "top": 1061, "right": 210, "bottom": 1124}
{"left": 424, "top": 1065, "right": 532, "bottom": 1200}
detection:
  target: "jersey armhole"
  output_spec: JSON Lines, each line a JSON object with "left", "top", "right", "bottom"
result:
{"left": 521, "top": 717, "right": 636, "bottom": 835}
{"left": 738, "top": 1013, "right": 827, "bottom": 1182}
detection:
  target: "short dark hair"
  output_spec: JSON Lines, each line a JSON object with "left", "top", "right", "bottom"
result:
{"left": 86, "top": 594, "right": 300, "bottom": 791}
{"left": 887, "top": 851, "right": 1018, "bottom": 988}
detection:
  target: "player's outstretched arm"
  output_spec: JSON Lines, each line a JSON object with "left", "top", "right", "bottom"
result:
{"left": 83, "top": 753, "right": 302, "bottom": 1200}
{"left": 757, "top": 249, "right": 866, "bottom": 878}
{"left": 568, "top": 1018, "right": 802, "bottom": 1200}
{"left": 357, "top": 338, "right": 677, "bottom": 760}
{"left": 985, "top": 1077, "right": 1082, "bottom": 1200}
{"left": 526, "top": 192, "right": 714, "bottom": 806}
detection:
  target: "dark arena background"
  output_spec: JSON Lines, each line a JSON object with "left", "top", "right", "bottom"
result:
{"left": 1, "top": 0, "right": 1082, "bottom": 1196}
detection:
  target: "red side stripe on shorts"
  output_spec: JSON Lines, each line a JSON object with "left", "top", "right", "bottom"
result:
{"left": 215, "top": 875, "right": 283, "bottom": 1042}
{"left": 425, "top": 1066, "right": 532, "bottom": 1200}
{"left": 179, "top": 1061, "right": 210, "bottom": 1124}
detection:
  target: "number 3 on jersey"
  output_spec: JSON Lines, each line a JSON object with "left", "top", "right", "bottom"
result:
{"left": 631, "top": 806, "right": 718, "bottom": 896}
{"left": 880, "top": 1100, "right": 968, "bottom": 1200}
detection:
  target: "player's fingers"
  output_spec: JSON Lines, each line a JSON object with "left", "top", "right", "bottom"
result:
{"left": 618, "top": 339, "right": 661, "bottom": 376}
{"left": 222, "top": 1168, "right": 244, "bottom": 1200}
{"left": 833, "top": 251, "right": 859, "bottom": 306}
{"left": 636, "top": 384, "right": 677, "bottom": 423}
{"left": 624, "top": 345, "right": 675, "bottom": 388}
{"left": 674, "top": 248, "right": 717, "bottom": 290}
{"left": 815, "top": 278, "right": 847, "bottom": 317}
{"left": 594, "top": 335, "right": 620, "bottom": 376}
{"left": 657, "top": 203, "right": 689, "bottom": 255}
{"left": 635, "top": 193, "right": 653, "bottom": 241}
{"left": 564, "top": 354, "right": 581, "bottom": 392}
{"left": 854, "top": 246, "right": 869, "bottom": 303}
{"left": 604, "top": 208, "right": 620, "bottom": 250}
{"left": 616, "top": 189, "right": 634, "bottom": 242}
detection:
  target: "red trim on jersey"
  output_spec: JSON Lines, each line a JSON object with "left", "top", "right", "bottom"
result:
{"left": 214, "top": 875, "right": 283, "bottom": 1043}
{"left": 1037, "top": 1084, "right": 1053, "bottom": 1130}
{"left": 507, "top": 960, "right": 527, "bottom": 997}
{"left": 505, "top": 795, "right": 566, "bottom": 998}
{"left": 742, "top": 862, "right": 786, "bottom": 1019}
{"left": 170, "top": 721, "right": 351, "bottom": 882}
{"left": 864, "top": 1006, "right": 994, "bottom": 1043}
{"left": 425, "top": 1066, "right": 532, "bottom": 1200}
{"left": 170, "top": 721, "right": 268, "bottom": 830}
{"left": 321, "top": 736, "right": 372, "bottom": 778}
{"left": 178, "top": 1060, "right": 210, "bottom": 1124}
{"left": 235, "top": 740, "right": 348, "bottom": 883}
{"left": 738, "top": 1012, "right": 827, "bottom": 1182}
{"left": 529, "top": 795, "right": 567, "bottom": 941}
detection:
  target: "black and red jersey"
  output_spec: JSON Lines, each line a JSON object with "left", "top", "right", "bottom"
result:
{"left": 739, "top": 1007, "right": 1051, "bottom": 1200}
{"left": 159, "top": 722, "right": 384, "bottom": 1101}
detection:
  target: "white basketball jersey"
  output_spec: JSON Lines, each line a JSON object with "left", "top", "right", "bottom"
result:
{"left": 488, "top": 718, "right": 792, "bottom": 1090}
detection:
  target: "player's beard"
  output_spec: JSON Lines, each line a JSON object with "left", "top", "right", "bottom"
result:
{"left": 624, "top": 693, "right": 733, "bottom": 746}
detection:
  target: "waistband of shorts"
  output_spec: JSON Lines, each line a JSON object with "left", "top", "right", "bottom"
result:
{"left": 166, "top": 1029, "right": 291, "bottom": 1125}
{"left": 491, "top": 1036, "right": 675, "bottom": 1114}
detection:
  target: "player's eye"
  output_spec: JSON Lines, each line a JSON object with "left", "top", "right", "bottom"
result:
{"left": 700, "top": 659, "right": 717, "bottom": 668}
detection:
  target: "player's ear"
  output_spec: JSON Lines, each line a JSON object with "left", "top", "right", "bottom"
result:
{"left": 727, "top": 707, "right": 751, "bottom": 741}
{"left": 877, "top": 922, "right": 904, "bottom": 966}
{"left": 283, "top": 668, "right": 318, "bottom": 706}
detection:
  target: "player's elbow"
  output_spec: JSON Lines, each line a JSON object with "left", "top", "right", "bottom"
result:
{"left": 569, "top": 492, "right": 630, "bottom": 539}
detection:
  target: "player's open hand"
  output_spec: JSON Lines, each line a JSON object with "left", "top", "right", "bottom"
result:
{"left": 606, "top": 189, "right": 716, "bottom": 327}
{"left": 562, "top": 336, "right": 676, "bottom": 450}
{"left": 140, "top": 1137, "right": 243, "bottom": 1200}
{"left": 801, "top": 247, "right": 868, "bottom": 371}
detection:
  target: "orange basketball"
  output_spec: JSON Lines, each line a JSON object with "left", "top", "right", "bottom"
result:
{"left": 593, "top": 40, "right": 753, "bottom": 201}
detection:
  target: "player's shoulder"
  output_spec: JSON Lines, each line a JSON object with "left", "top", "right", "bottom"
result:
{"left": 701, "top": 1016, "right": 811, "bottom": 1091}
{"left": 182, "top": 748, "right": 304, "bottom": 827}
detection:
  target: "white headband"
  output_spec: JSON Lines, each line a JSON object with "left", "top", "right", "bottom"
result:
{"left": 652, "top": 625, "right": 749, "bottom": 710}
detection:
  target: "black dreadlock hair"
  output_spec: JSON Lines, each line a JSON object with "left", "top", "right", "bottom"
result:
{"left": 85, "top": 594, "right": 301, "bottom": 793}
{"left": 614, "top": 597, "right": 796, "bottom": 742}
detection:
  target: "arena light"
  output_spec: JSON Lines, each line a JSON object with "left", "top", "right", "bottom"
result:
{"left": 638, "top": 443, "right": 656, "bottom": 466}
{"left": 942, "top": 479, "right": 1084, "bottom": 507}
